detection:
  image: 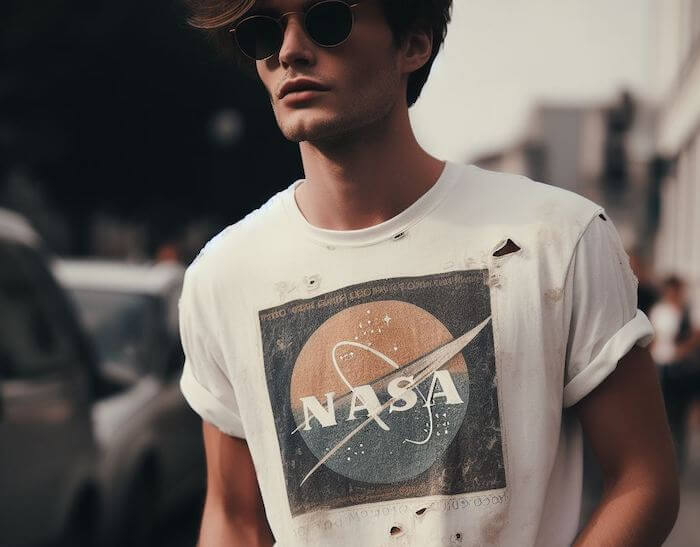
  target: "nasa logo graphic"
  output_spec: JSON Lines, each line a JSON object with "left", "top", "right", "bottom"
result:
{"left": 259, "top": 270, "right": 506, "bottom": 516}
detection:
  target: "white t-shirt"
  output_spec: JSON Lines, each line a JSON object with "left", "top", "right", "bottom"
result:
{"left": 648, "top": 301, "right": 681, "bottom": 365}
{"left": 179, "top": 161, "right": 654, "bottom": 547}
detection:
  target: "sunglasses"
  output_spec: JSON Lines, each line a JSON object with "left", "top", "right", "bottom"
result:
{"left": 229, "top": 0, "right": 365, "bottom": 61}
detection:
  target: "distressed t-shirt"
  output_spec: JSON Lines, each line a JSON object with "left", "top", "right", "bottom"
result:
{"left": 179, "top": 161, "right": 654, "bottom": 546}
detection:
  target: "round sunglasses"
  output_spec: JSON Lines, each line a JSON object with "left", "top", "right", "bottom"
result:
{"left": 229, "top": 0, "right": 364, "bottom": 61}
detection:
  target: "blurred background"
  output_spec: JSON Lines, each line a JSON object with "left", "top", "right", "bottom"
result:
{"left": 1, "top": 0, "right": 699, "bottom": 545}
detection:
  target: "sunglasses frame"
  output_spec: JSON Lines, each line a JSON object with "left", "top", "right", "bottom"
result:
{"left": 229, "top": 0, "right": 364, "bottom": 61}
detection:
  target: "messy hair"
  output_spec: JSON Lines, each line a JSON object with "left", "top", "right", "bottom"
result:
{"left": 184, "top": 0, "right": 453, "bottom": 107}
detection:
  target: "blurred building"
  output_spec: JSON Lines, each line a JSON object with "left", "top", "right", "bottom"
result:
{"left": 651, "top": 0, "right": 700, "bottom": 322}
{"left": 471, "top": 92, "right": 657, "bottom": 251}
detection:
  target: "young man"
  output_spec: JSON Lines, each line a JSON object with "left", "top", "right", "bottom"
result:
{"left": 178, "top": 1, "right": 680, "bottom": 545}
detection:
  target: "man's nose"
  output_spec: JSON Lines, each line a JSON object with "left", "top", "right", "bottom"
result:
{"left": 277, "top": 14, "right": 316, "bottom": 66}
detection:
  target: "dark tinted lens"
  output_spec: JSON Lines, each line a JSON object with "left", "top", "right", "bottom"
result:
{"left": 235, "top": 16, "right": 282, "bottom": 59}
{"left": 306, "top": 1, "right": 353, "bottom": 46}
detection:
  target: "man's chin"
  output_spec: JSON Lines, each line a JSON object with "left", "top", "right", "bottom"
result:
{"left": 279, "top": 120, "right": 346, "bottom": 144}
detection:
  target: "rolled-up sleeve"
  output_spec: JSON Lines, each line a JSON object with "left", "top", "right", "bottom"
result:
{"left": 562, "top": 211, "right": 655, "bottom": 408}
{"left": 178, "top": 262, "right": 245, "bottom": 438}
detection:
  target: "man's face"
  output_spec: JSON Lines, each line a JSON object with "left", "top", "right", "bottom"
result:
{"left": 251, "top": 0, "right": 406, "bottom": 144}
{"left": 666, "top": 285, "right": 685, "bottom": 306}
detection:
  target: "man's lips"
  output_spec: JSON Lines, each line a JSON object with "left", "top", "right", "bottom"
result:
{"left": 281, "top": 89, "right": 327, "bottom": 104}
{"left": 278, "top": 78, "right": 330, "bottom": 99}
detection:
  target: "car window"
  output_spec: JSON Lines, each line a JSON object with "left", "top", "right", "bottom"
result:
{"left": 0, "top": 241, "right": 79, "bottom": 379}
{"left": 67, "top": 289, "right": 159, "bottom": 380}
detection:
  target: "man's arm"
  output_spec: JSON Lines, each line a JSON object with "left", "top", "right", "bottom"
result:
{"left": 572, "top": 345, "right": 680, "bottom": 546}
{"left": 197, "top": 420, "right": 275, "bottom": 547}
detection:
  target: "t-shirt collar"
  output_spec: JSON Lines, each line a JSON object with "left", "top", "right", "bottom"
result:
{"left": 281, "top": 160, "right": 465, "bottom": 248}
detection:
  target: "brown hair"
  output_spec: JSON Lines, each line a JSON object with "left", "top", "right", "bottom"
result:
{"left": 662, "top": 275, "right": 684, "bottom": 291}
{"left": 185, "top": 0, "right": 453, "bottom": 107}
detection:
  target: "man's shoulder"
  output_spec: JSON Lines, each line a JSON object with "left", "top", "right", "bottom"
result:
{"left": 462, "top": 165, "right": 603, "bottom": 225}
{"left": 464, "top": 167, "right": 601, "bottom": 220}
{"left": 187, "top": 187, "right": 289, "bottom": 277}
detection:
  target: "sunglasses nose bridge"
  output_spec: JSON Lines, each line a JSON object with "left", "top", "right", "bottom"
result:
{"left": 284, "top": 11, "right": 318, "bottom": 43}
{"left": 276, "top": 13, "right": 316, "bottom": 60}
{"left": 280, "top": 11, "right": 301, "bottom": 29}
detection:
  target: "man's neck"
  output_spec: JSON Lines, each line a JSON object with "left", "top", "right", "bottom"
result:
{"left": 295, "top": 102, "right": 445, "bottom": 231}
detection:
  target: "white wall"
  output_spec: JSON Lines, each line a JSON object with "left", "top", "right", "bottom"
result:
{"left": 410, "top": 0, "right": 655, "bottom": 163}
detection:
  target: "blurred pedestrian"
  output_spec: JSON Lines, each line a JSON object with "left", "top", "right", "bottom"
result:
{"left": 155, "top": 241, "right": 182, "bottom": 264}
{"left": 649, "top": 275, "right": 700, "bottom": 469}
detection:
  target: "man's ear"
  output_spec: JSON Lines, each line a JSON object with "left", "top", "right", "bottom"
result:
{"left": 399, "top": 27, "right": 433, "bottom": 75}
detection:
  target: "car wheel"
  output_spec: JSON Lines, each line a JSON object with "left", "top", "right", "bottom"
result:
{"left": 121, "top": 464, "right": 159, "bottom": 547}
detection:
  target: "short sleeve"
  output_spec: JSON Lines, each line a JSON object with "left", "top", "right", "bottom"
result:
{"left": 562, "top": 211, "right": 655, "bottom": 408}
{"left": 178, "top": 262, "right": 246, "bottom": 438}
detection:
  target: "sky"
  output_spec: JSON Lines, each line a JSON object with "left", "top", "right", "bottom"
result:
{"left": 409, "top": 0, "right": 655, "bottom": 163}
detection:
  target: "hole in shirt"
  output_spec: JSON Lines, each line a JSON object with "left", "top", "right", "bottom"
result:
{"left": 304, "top": 274, "right": 321, "bottom": 290}
{"left": 455, "top": 532, "right": 463, "bottom": 541}
{"left": 393, "top": 231, "right": 405, "bottom": 240}
{"left": 492, "top": 238, "right": 521, "bottom": 257}
{"left": 415, "top": 507, "right": 427, "bottom": 515}
{"left": 389, "top": 526, "right": 402, "bottom": 536}
{"left": 599, "top": 213, "right": 607, "bottom": 221}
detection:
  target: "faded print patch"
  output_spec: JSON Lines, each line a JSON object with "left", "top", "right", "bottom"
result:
{"left": 259, "top": 269, "right": 505, "bottom": 516}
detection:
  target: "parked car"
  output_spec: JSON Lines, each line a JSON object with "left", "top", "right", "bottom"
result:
{"left": 0, "top": 208, "right": 102, "bottom": 547}
{"left": 52, "top": 259, "right": 205, "bottom": 547}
